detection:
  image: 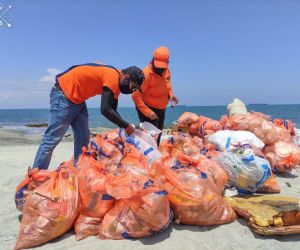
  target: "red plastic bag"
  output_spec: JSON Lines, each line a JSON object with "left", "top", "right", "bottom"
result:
{"left": 99, "top": 183, "right": 172, "bottom": 239}
{"left": 15, "top": 163, "right": 79, "bottom": 249}
{"left": 263, "top": 141, "right": 300, "bottom": 173}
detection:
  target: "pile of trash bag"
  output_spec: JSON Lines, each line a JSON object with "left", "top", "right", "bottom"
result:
{"left": 15, "top": 123, "right": 172, "bottom": 249}
{"left": 14, "top": 100, "right": 300, "bottom": 248}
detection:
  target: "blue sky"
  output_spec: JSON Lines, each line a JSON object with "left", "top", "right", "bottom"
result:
{"left": 1, "top": 0, "right": 300, "bottom": 108}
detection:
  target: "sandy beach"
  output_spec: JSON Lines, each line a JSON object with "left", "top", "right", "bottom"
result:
{"left": 1, "top": 128, "right": 300, "bottom": 250}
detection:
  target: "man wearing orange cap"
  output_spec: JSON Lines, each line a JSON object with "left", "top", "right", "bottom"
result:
{"left": 132, "top": 46, "right": 179, "bottom": 144}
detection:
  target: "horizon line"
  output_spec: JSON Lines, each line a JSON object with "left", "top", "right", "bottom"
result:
{"left": 1, "top": 103, "right": 300, "bottom": 110}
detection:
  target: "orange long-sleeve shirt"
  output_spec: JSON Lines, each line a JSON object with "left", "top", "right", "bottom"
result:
{"left": 132, "top": 64, "right": 173, "bottom": 116}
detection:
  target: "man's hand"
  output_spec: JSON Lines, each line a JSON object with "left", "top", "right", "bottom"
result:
{"left": 148, "top": 111, "right": 159, "bottom": 120}
{"left": 170, "top": 96, "right": 179, "bottom": 105}
{"left": 125, "top": 124, "right": 135, "bottom": 135}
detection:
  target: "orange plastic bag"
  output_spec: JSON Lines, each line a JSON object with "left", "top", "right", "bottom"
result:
{"left": 263, "top": 141, "right": 300, "bottom": 173}
{"left": 15, "top": 163, "right": 79, "bottom": 249}
{"left": 74, "top": 214, "right": 102, "bottom": 241}
{"left": 197, "top": 157, "right": 228, "bottom": 192}
{"left": 274, "top": 118, "right": 295, "bottom": 137}
{"left": 99, "top": 183, "right": 172, "bottom": 239}
{"left": 89, "top": 134, "right": 123, "bottom": 166}
{"left": 177, "top": 112, "right": 199, "bottom": 128}
{"left": 77, "top": 156, "right": 113, "bottom": 217}
{"left": 226, "top": 113, "right": 278, "bottom": 145}
{"left": 104, "top": 144, "right": 151, "bottom": 200}
{"left": 257, "top": 174, "right": 280, "bottom": 193}
{"left": 15, "top": 168, "right": 53, "bottom": 212}
{"left": 161, "top": 157, "right": 236, "bottom": 226}
{"left": 75, "top": 155, "right": 114, "bottom": 240}
{"left": 189, "top": 116, "right": 222, "bottom": 137}
{"left": 159, "top": 134, "right": 201, "bottom": 158}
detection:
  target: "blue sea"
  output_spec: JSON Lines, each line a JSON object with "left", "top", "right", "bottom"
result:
{"left": 0, "top": 105, "right": 299, "bottom": 134}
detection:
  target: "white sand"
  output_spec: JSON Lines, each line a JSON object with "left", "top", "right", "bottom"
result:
{"left": 1, "top": 131, "right": 300, "bottom": 250}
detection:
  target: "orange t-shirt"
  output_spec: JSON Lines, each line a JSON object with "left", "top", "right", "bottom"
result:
{"left": 56, "top": 63, "right": 121, "bottom": 104}
{"left": 131, "top": 64, "right": 173, "bottom": 116}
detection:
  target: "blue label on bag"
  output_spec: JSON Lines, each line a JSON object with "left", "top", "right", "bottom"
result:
{"left": 155, "top": 190, "right": 168, "bottom": 196}
{"left": 102, "top": 194, "right": 114, "bottom": 200}
{"left": 144, "top": 147, "right": 154, "bottom": 156}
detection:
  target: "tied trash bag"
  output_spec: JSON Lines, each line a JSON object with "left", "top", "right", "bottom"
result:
{"left": 15, "top": 163, "right": 79, "bottom": 250}
{"left": 74, "top": 215, "right": 102, "bottom": 241}
{"left": 256, "top": 174, "right": 280, "bottom": 193}
{"left": 217, "top": 145, "right": 271, "bottom": 194}
{"left": 226, "top": 196, "right": 300, "bottom": 235}
{"left": 120, "top": 128, "right": 161, "bottom": 165}
{"left": 189, "top": 116, "right": 222, "bottom": 137}
{"left": 99, "top": 181, "right": 172, "bottom": 239}
{"left": 227, "top": 98, "right": 247, "bottom": 116}
{"left": 177, "top": 112, "right": 200, "bottom": 129}
{"left": 224, "top": 113, "right": 278, "bottom": 145}
{"left": 273, "top": 119, "right": 295, "bottom": 136}
{"left": 89, "top": 134, "right": 123, "bottom": 166}
{"left": 159, "top": 133, "right": 200, "bottom": 158}
{"left": 263, "top": 141, "right": 300, "bottom": 173}
{"left": 15, "top": 168, "right": 53, "bottom": 212}
{"left": 105, "top": 145, "right": 150, "bottom": 200}
{"left": 75, "top": 156, "right": 114, "bottom": 240}
{"left": 208, "top": 130, "right": 265, "bottom": 151}
{"left": 157, "top": 156, "right": 236, "bottom": 226}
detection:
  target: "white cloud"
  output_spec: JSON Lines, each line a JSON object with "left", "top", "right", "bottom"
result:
{"left": 38, "top": 68, "right": 61, "bottom": 83}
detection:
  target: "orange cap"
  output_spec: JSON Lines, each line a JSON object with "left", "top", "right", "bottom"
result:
{"left": 153, "top": 46, "right": 169, "bottom": 69}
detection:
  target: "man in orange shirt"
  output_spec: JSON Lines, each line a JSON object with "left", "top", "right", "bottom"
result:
{"left": 33, "top": 63, "right": 145, "bottom": 169}
{"left": 132, "top": 47, "right": 178, "bottom": 144}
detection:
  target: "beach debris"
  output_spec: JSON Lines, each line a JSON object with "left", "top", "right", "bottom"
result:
{"left": 75, "top": 153, "right": 114, "bottom": 240}
{"left": 150, "top": 156, "right": 236, "bottom": 226}
{"left": 217, "top": 144, "right": 271, "bottom": 194}
{"left": 208, "top": 130, "right": 265, "bottom": 151}
{"left": 15, "top": 162, "right": 79, "bottom": 249}
{"left": 263, "top": 141, "right": 300, "bottom": 173}
{"left": 286, "top": 182, "right": 292, "bottom": 188}
{"left": 99, "top": 180, "right": 172, "bottom": 239}
{"left": 226, "top": 195, "right": 300, "bottom": 235}
{"left": 256, "top": 174, "right": 280, "bottom": 193}
{"left": 25, "top": 123, "right": 48, "bottom": 128}
{"left": 227, "top": 98, "right": 247, "bottom": 116}
{"left": 15, "top": 167, "right": 54, "bottom": 212}
{"left": 14, "top": 105, "right": 300, "bottom": 248}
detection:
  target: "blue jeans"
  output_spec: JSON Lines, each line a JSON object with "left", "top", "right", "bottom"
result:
{"left": 33, "top": 85, "right": 90, "bottom": 169}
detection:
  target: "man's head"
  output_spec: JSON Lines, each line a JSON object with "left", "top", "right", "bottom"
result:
{"left": 120, "top": 66, "right": 145, "bottom": 94}
{"left": 152, "top": 46, "right": 169, "bottom": 76}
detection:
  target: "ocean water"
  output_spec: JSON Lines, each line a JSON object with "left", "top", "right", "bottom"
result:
{"left": 0, "top": 105, "right": 299, "bottom": 133}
